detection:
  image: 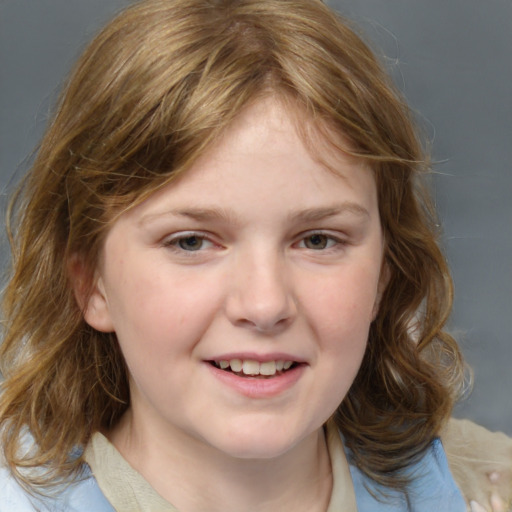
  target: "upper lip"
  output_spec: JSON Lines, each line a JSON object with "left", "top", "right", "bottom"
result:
{"left": 205, "top": 352, "right": 307, "bottom": 364}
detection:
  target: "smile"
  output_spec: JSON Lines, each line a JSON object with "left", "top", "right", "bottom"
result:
{"left": 207, "top": 357, "right": 306, "bottom": 398}
{"left": 210, "top": 359, "right": 297, "bottom": 377}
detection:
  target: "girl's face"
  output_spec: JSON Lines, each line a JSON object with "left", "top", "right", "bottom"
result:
{"left": 84, "top": 97, "right": 387, "bottom": 459}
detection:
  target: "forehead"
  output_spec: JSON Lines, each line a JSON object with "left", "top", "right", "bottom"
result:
{"left": 125, "top": 96, "right": 379, "bottom": 227}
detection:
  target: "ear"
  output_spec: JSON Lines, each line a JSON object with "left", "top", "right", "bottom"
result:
{"left": 372, "top": 261, "right": 391, "bottom": 321}
{"left": 68, "top": 254, "right": 115, "bottom": 333}
{"left": 83, "top": 274, "right": 115, "bottom": 332}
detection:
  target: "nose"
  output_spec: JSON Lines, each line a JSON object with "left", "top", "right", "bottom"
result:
{"left": 225, "top": 249, "right": 297, "bottom": 333}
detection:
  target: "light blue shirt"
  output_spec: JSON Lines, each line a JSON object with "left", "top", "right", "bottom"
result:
{"left": 0, "top": 437, "right": 465, "bottom": 511}
{"left": 0, "top": 464, "right": 114, "bottom": 511}
{"left": 348, "top": 438, "right": 466, "bottom": 511}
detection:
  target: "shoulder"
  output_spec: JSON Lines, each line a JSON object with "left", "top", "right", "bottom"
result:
{"left": 346, "top": 436, "right": 467, "bottom": 511}
{"left": 442, "top": 418, "right": 512, "bottom": 509}
{"left": 0, "top": 465, "right": 38, "bottom": 511}
{"left": 0, "top": 462, "right": 115, "bottom": 512}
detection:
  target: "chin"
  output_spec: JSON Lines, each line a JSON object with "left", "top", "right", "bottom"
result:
{"left": 218, "top": 437, "right": 297, "bottom": 460}
{"left": 205, "top": 418, "right": 316, "bottom": 460}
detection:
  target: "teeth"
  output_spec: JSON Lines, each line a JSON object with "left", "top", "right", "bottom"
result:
{"left": 229, "top": 359, "right": 243, "bottom": 372}
{"left": 259, "top": 361, "right": 276, "bottom": 376}
{"left": 215, "top": 359, "right": 295, "bottom": 376}
{"left": 242, "top": 360, "right": 260, "bottom": 375}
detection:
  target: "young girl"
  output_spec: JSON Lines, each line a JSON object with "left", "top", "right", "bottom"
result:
{"left": 0, "top": 0, "right": 510, "bottom": 511}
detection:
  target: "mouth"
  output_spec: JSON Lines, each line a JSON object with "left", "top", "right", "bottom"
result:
{"left": 208, "top": 359, "right": 300, "bottom": 379}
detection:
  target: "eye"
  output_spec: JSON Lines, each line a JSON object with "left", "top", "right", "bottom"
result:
{"left": 303, "top": 234, "right": 329, "bottom": 250}
{"left": 164, "top": 233, "right": 214, "bottom": 252}
{"left": 177, "top": 235, "right": 206, "bottom": 251}
{"left": 297, "top": 233, "right": 343, "bottom": 250}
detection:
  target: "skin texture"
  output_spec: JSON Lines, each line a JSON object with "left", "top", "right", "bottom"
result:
{"left": 82, "top": 97, "right": 388, "bottom": 512}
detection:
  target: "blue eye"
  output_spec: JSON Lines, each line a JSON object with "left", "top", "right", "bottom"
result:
{"left": 164, "top": 233, "right": 213, "bottom": 252}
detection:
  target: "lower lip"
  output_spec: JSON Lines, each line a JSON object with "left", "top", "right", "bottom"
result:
{"left": 206, "top": 363, "right": 305, "bottom": 398}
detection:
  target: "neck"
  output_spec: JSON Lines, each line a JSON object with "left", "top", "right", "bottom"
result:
{"left": 108, "top": 410, "right": 332, "bottom": 512}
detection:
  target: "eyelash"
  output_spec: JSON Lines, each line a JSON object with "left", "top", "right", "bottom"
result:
{"left": 163, "top": 232, "right": 216, "bottom": 254}
{"left": 163, "top": 231, "right": 346, "bottom": 255}
{"left": 295, "top": 232, "right": 347, "bottom": 251}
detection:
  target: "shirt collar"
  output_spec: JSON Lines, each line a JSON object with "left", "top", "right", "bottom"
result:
{"left": 84, "top": 420, "right": 357, "bottom": 512}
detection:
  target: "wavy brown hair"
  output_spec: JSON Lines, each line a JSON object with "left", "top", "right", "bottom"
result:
{"left": 1, "top": 0, "right": 464, "bottom": 494}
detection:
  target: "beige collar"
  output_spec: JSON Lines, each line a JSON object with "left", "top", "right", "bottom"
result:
{"left": 325, "top": 421, "right": 358, "bottom": 512}
{"left": 84, "top": 421, "right": 358, "bottom": 512}
{"left": 84, "top": 432, "right": 174, "bottom": 511}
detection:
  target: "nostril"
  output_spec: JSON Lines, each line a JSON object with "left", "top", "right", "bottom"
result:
{"left": 225, "top": 278, "right": 297, "bottom": 333}
{"left": 233, "top": 314, "right": 293, "bottom": 334}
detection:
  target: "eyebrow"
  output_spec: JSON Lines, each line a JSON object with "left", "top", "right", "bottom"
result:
{"left": 288, "top": 203, "right": 370, "bottom": 223}
{"left": 140, "top": 207, "right": 236, "bottom": 226}
{"left": 140, "top": 202, "right": 369, "bottom": 226}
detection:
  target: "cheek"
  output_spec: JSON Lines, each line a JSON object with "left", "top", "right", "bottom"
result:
{"left": 106, "top": 265, "right": 223, "bottom": 360}
{"left": 305, "top": 267, "right": 380, "bottom": 345}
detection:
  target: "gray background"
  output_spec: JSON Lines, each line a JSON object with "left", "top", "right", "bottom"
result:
{"left": 0, "top": 0, "right": 511, "bottom": 434}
